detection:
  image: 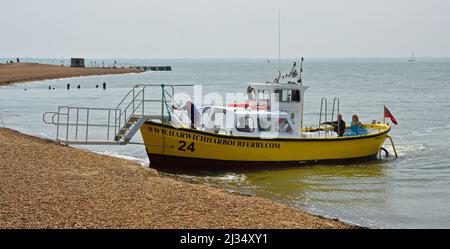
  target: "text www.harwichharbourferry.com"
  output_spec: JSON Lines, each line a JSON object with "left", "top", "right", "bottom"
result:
{"left": 147, "top": 126, "right": 281, "bottom": 149}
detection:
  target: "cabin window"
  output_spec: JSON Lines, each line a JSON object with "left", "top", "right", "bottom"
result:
{"left": 201, "top": 107, "right": 212, "bottom": 125}
{"left": 257, "top": 90, "right": 269, "bottom": 100}
{"left": 291, "top": 90, "right": 300, "bottom": 102}
{"left": 277, "top": 118, "right": 293, "bottom": 134}
{"left": 258, "top": 115, "right": 272, "bottom": 132}
{"left": 214, "top": 112, "right": 226, "bottom": 127}
{"left": 203, "top": 108, "right": 228, "bottom": 132}
{"left": 236, "top": 116, "right": 255, "bottom": 133}
{"left": 274, "top": 89, "right": 300, "bottom": 102}
{"left": 282, "top": 90, "right": 291, "bottom": 102}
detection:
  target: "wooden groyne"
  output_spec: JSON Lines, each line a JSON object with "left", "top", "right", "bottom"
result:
{"left": 130, "top": 66, "right": 172, "bottom": 71}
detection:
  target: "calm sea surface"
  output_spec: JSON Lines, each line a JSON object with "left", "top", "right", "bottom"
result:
{"left": 1, "top": 58, "right": 450, "bottom": 228}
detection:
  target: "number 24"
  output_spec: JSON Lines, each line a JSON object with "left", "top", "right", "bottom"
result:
{"left": 178, "top": 141, "right": 195, "bottom": 152}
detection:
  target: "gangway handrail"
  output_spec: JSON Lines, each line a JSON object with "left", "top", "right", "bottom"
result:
{"left": 115, "top": 87, "right": 136, "bottom": 109}
{"left": 43, "top": 112, "right": 59, "bottom": 125}
{"left": 114, "top": 84, "right": 193, "bottom": 128}
{"left": 43, "top": 83, "right": 196, "bottom": 145}
{"left": 116, "top": 88, "right": 144, "bottom": 124}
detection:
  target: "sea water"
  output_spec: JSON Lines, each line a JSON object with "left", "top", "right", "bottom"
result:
{"left": 1, "top": 58, "right": 449, "bottom": 228}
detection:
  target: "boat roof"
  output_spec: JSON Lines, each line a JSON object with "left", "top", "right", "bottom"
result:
{"left": 247, "top": 82, "right": 308, "bottom": 90}
{"left": 205, "top": 105, "right": 291, "bottom": 116}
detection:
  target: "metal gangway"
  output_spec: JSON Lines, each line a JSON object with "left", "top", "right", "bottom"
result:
{"left": 43, "top": 84, "right": 194, "bottom": 145}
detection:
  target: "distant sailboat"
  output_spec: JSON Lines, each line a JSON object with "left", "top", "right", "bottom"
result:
{"left": 408, "top": 51, "right": 416, "bottom": 62}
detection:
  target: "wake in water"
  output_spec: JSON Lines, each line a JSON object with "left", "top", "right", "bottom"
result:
{"left": 384, "top": 143, "right": 430, "bottom": 157}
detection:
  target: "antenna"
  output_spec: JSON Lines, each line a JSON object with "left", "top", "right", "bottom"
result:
{"left": 299, "top": 57, "right": 304, "bottom": 84}
{"left": 278, "top": 8, "right": 281, "bottom": 80}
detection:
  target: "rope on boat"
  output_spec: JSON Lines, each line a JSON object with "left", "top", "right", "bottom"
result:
{"left": 379, "top": 147, "right": 389, "bottom": 158}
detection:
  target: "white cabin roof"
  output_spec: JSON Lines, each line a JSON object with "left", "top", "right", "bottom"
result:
{"left": 205, "top": 105, "right": 290, "bottom": 116}
{"left": 247, "top": 82, "right": 308, "bottom": 91}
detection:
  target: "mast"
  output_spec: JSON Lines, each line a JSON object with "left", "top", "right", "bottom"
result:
{"left": 299, "top": 57, "right": 304, "bottom": 84}
{"left": 409, "top": 50, "right": 416, "bottom": 62}
{"left": 278, "top": 8, "right": 281, "bottom": 81}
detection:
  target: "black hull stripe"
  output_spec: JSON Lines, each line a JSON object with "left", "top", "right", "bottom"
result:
{"left": 147, "top": 153, "right": 379, "bottom": 170}
{"left": 144, "top": 121, "right": 391, "bottom": 142}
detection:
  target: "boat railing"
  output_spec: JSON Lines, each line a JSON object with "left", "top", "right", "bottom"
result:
{"left": 318, "top": 97, "right": 340, "bottom": 138}
{"left": 318, "top": 97, "right": 328, "bottom": 130}
{"left": 42, "top": 84, "right": 194, "bottom": 145}
{"left": 331, "top": 97, "right": 340, "bottom": 122}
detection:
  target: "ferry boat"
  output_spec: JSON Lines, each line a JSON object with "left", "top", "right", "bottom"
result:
{"left": 43, "top": 61, "right": 397, "bottom": 169}
{"left": 139, "top": 63, "right": 396, "bottom": 168}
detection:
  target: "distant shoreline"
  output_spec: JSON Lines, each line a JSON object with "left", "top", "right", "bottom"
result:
{"left": 2, "top": 57, "right": 450, "bottom": 61}
{"left": 0, "top": 62, "right": 143, "bottom": 86}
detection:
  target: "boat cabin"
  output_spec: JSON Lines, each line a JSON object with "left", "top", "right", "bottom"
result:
{"left": 193, "top": 81, "right": 308, "bottom": 138}
{"left": 200, "top": 106, "right": 298, "bottom": 138}
{"left": 246, "top": 82, "right": 308, "bottom": 131}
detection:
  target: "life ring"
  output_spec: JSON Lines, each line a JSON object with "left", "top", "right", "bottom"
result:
{"left": 248, "top": 99, "right": 270, "bottom": 110}
{"left": 249, "top": 105, "right": 270, "bottom": 110}
{"left": 227, "top": 103, "right": 249, "bottom": 108}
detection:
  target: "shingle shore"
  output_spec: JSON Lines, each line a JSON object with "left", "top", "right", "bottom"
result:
{"left": 0, "top": 128, "right": 354, "bottom": 228}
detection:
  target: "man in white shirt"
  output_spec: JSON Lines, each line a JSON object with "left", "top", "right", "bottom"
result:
{"left": 172, "top": 101, "right": 201, "bottom": 129}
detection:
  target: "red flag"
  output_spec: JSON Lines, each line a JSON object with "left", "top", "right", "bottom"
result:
{"left": 384, "top": 106, "right": 398, "bottom": 125}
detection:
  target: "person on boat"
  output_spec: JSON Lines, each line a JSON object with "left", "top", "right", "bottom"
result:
{"left": 279, "top": 119, "right": 293, "bottom": 134}
{"left": 322, "top": 114, "right": 346, "bottom": 137}
{"left": 345, "top": 115, "right": 368, "bottom": 136}
{"left": 237, "top": 117, "right": 253, "bottom": 132}
{"left": 172, "top": 101, "right": 200, "bottom": 128}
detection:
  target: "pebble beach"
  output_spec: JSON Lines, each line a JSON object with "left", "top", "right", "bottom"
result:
{"left": 0, "top": 128, "right": 353, "bottom": 228}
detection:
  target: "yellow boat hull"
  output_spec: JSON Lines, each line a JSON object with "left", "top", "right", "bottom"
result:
{"left": 140, "top": 121, "right": 390, "bottom": 168}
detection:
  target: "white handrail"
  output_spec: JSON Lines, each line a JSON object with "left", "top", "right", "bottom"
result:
{"left": 43, "top": 84, "right": 195, "bottom": 145}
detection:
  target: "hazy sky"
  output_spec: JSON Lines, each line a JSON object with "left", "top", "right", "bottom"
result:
{"left": 1, "top": 0, "right": 450, "bottom": 58}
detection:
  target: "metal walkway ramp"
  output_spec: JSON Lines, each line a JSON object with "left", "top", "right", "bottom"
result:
{"left": 43, "top": 84, "right": 193, "bottom": 145}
